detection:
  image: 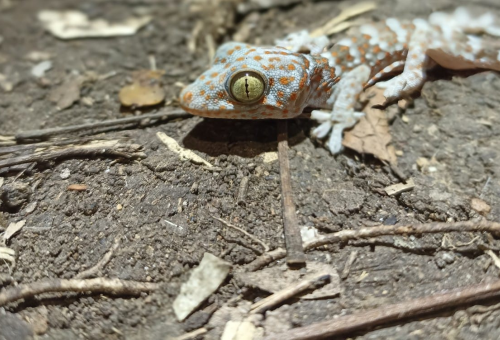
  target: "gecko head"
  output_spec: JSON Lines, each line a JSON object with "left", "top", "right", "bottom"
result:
{"left": 180, "top": 42, "right": 315, "bottom": 119}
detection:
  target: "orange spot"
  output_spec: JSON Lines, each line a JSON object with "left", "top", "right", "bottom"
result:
{"left": 245, "top": 48, "right": 257, "bottom": 55}
{"left": 235, "top": 45, "right": 241, "bottom": 50}
{"left": 200, "top": 75, "right": 206, "bottom": 80}
{"left": 276, "top": 100, "right": 283, "bottom": 107}
{"left": 362, "top": 34, "right": 371, "bottom": 40}
{"left": 279, "top": 65, "right": 284, "bottom": 70}
{"left": 220, "top": 58, "right": 227, "bottom": 63}
{"left": 279, "top": 77, "right": 294, "bottom": 85}
{"left": 224, "top": 63, "right": 231, "bottom": 69}
{"left": 346, "top": 54, "right": 354, "bottom": 61}
{"left": 351, "top": 37, "right": 357, "bottom": 43}
{"left": 231, "top": 67, "right": 237, "bottom": 72}
{"left": 262, "top": 97, "right": 268, "bottom": 104}
{"left": 199, "top": 90, "right": 205, "bottom": 95}
{"left": 264, "top": 51, "right": 272, "bottom": 54}
{"left": 277, "top": 91, "right": 284, "bottom": 98}
{"left": 211, "top": 72, "right": 219, "bottom": 78}
{"left": 279, "top": 51, "right": 288, "bottom": 56}
{"left": 292, "top": 59, "right": 300, "bottom": 64}
{"left": 269, "top": 64, "right": 275, "bottom": 70}
{"left": 331, "top": 51, "right": 338, "bottom": 57}
{"left": 290, "top": 93, "right": 297, "bottom": 101}
{"left": 217, "top": 91, "right": 225, "bottom": 99}
{"left": 227, "top": 49, "right": 235, "bottom": 55}
{"left": 205, "top": 81, "right": 212, "bottom": 85}
{"left": 304, "top": 58, "right": 310, "bottom": 69}
{"left": 210, "top": 84, "right": 215, "bottom": 90}
{"left": 269, "top": 57, "right": 281, "bottom": 62}
{"left": 205, "top": 94, "right": 211, "bottom": 100}
{"left": 241, "top": 64, "right": 248, "bottom": 68}
{"left": 299, "top": 74, "right": 307, "bottom": 89}
{"left": 340, "top": 46, "right": 349, "bottom": 52}
{"left": 288, "top": 64, "right": 296, "bottom": 71}
{"left": 254, "top": 56, "right": 263, "bottom": 61}
{"left": 183, "top": 91, "right": 193, "bottom": 102}
{"left": 236, "top": 57, "right": 245, "bottom": 61}
{"left": 373, "top": 46, "right": 381, "bottom": 54}
{"left": 220, "top": 105, "right": 226, "bottom": 110}
{"left": 269, "top": 78, "right": 274, "bottom": 87}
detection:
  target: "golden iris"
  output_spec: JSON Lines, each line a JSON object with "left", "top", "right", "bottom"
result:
{"left": 229, "top": 71, "right": 266, "bottom": 103}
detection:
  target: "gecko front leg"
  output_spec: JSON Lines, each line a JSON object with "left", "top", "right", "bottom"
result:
{"left": 311, "top": 64, "right": 370, "bottom": 154}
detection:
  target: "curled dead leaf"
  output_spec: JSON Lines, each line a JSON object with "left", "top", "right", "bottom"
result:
{"left": 119, "top": 70, "right": 165, "bottom": 107}
{"left": 343, "top": 87, "right": 397, "bottom": 165}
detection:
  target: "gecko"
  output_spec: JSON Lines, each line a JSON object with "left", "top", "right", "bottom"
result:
{"left": 179, "top": 7, "right": 500, "bottom": 154}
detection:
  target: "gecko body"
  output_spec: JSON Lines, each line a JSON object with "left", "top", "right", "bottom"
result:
{"left": 180, "top": 8, "right": 500, "bottom": 153}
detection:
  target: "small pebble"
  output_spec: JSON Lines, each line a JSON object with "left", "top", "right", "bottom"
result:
{"left": 60, "top": 168, "right": 71, "bottom": 179}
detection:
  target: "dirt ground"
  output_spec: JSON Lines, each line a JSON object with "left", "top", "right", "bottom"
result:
{"left": 1, "top": 0, "right": 500, "bottom": 339}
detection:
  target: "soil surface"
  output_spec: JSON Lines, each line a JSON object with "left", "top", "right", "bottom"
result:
{"left": 1, "top": 0, "right": 500, "bottom": 339}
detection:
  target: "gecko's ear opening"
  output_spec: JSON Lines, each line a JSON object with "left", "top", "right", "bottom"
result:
{"left": 228, "top": 70, "right": 267, "bottom": 104}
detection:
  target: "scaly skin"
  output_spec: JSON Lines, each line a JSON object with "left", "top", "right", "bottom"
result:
{"left": 180, "top": 7, "right": 500, "bottom": 153}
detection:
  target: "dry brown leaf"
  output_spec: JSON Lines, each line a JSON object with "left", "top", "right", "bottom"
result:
{"left": 38, "top": 10, "right": 151, "bottom": 40}
{"left": 119, "top": 70, "right": 165, "bottom": 107}
{"left": 343, "top": 87, "right": 397, "bottom": 165}
{"left": 49, "top": 75, "right": 84, "bottom": 110}
{"left": 471, "top": 198, "right": 491, "bottom": 216}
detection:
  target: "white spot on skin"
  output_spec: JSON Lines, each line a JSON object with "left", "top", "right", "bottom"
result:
{"left": 337, "top": 38, "right": 353, "bottom": 47}
{"left": 386, "top": 18, "right": 408, "bottom": 43}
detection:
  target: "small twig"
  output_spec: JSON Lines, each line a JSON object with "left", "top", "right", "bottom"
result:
{"left": 212, "top": 216, "right": 270, "bottom": 252}
{"left": 15, "top": 109, "right": 189, "bottom": 142}
{"left": 264, "top": 279, "right": 500, "bottom": 340}
{"left": 485, "top": 250, "right": 500, "bottom": 270}
{"left": 236, "top": 176, "right": 249, "bottom": 206}
{"left": 340, "top": 250, "right": 358, "bottom": 280}
{"left": 0, "top": 278, "right": 160, "bottom": 307}
{"left": 0, "top": 140, "right": 145, "bottom": 169}
{"left": 169, "top": 327, "right": 208, "bottom": 340}
{"left": 277, "top": 120, "right": 305, "bottom": 267}
{"left": 244, "top": 219, "right": 500, "bottom": 272}
{"left": 251, "top": 273, "right": 330, "bottom": 314}
{"left": 75, "top": 238, "right": 121, "bottom": 279}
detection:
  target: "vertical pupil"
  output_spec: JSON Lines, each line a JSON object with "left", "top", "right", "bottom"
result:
{"left": 244, "top": 77, "right": 249, "bottom": 98}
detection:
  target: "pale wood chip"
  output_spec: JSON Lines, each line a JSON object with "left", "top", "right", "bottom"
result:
{"left": 157, "top": 132, "right": 213, "bottom": 168}
{"left": 3, "top": 220, "right": 26, "bottom": 243}
{"left": 384, "top": 178, "right": 415, "bottom": 196}
{"left": 67, "top": 184, "right": 88, "bottom": 191}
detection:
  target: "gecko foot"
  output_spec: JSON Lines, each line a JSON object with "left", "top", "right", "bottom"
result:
{"left": 311, "top": 109, "right": 365, "bottom": 154}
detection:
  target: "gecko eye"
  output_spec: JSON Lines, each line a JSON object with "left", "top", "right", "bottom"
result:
{"left": 228, "top": 70, "right": 266, "bottom": 104}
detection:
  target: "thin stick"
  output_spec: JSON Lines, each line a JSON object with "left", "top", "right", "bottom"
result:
{"left": 75, "top": 238, "right": 121, "bottom": 279}
{"left": 264, "top": 279, "right": 500, "bottom": 340}
{"left": 236, "top": 176, "right": 250, "bottom": 206}
{"left": 251, "top": 273, "right": 330, "bottom": 314}
{"left": 212, "top": 216, "right": 270, "bottom": 252}
{"left": 0, "top": 140, "right": 144, "bottom": 169}
{"left": 15, "top": 109, "right": 189, "bottom": 142}
{"left": 0, "top": 278, "right": 159, "bottom": 307}
{"left": 169, "top": 328, "right": 208, "bottom": 340}
{"left": 277, "top": 120, "right": 306, "bottom": 266}
{"left": 244, "top": 219, "right": 500, "bottom": 272}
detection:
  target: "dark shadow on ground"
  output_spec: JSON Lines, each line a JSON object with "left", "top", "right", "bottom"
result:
{"left": 182, "top": 118, "right": 311, "bottom": 158}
